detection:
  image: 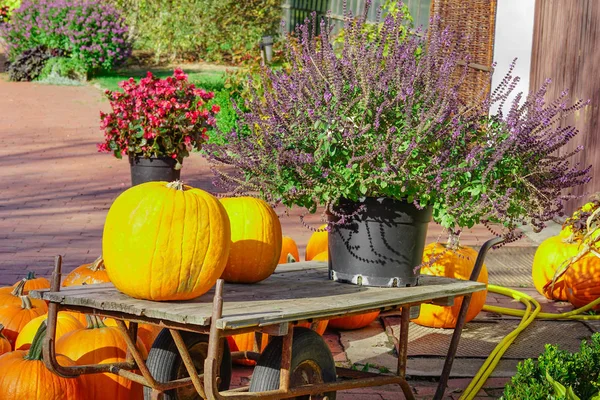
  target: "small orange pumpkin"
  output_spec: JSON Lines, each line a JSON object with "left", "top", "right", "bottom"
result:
{"left": 0, "top": 280, "right": 48, "bottom": 311}
{"left": 63, "top": 257, "right": 110, "bottom": 287}
{"left": 297, "top": 320, "right": 328, "bottom": 335}
{"left": 0, "top": 323, "right": 84, "bottom": 399}
{"left": 227, "top": 332, "right": 269, "bottom": 366}
{"left": 12, "top": 272, "right": 50, "bottom": 294}
{"left": 103, "top": 318, "right": 162, "bottom": 356}
{"left": 329, "top": 311, "right": 380, "bottom": 330}
{"left": 564, "top": 253, "right": 600, "bottom": 310}
{"left": 279, "top": 236, "right": 300, "bottom": 264}
{"left": 56, "top": 315, "right": 146, "bottom": 400}
{"left": 220, "top": 197, "right": 282, "bottom": 283}
{"left": 532, "top": 235, "right": 580, "bottom": 300}
{"left": 0, "top": 324, "right": 11, "bottom": 355}
{"left": 412, "top": 240, "right": 488, "bottom": 329}
{"left": 0, "top": 296, "right": 48, "bottom": 348}
{"left": 15, "top": 312, "right": 83, "bottom": 351}
{"left": 305, "top": 225, "right": 328, "bottom": 261}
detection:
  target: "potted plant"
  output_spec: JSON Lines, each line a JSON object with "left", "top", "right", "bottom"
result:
{"left": 205, "top": 6, "right": 591, "bottom": 287}
{"left": 97, "top": 69, "right": 220, "bottom": 186}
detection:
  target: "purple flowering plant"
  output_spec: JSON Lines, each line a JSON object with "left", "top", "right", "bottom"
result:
{"left": 1, "top": 0, "right": 130, "bottom": 73}
{"left": 206, "top": 2, "right": 591, "bottom": 238}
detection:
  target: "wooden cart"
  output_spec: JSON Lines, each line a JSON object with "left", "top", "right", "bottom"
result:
{"left": 32, "top": 238, "right": 501, "bottom": 400}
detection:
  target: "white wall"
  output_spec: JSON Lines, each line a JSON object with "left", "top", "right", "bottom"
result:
{"left": 491, "top": 0, "right": 536, "bottom": 114}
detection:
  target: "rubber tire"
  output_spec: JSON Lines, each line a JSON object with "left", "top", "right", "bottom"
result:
{"left": 143, "top": 329, "right": 232, "bottom": 400}
{"left": 249, "top": 327, "right": 337, "bottom": 399}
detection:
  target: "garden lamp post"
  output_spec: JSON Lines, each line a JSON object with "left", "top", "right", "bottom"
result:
{"left": 260, "top": 35, "right": 273, "bottom": 65}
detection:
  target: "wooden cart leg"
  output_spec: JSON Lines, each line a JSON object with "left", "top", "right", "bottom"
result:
{"left": 205, "top": 279, "right": 225, "bottom": 400}
{"left": 398, "top": 306, "right": 416, "bottom": 400}
{"left": 151, "top": 389, "right": 164, "bottom": 400}
{"left": 279, "top": 324, "right": 294, "bottom": 391}
{"left": 434, "top": 237, "right": 504, "bottom": 399}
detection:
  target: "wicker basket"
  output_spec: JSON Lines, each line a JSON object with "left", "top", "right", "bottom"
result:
{"left": 429, "top": 0, "right": 498, "bottom": 107}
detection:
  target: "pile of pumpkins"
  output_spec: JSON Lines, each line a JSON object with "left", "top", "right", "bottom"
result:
{"left": 532, "top": 200, "right": 600, "bottom": 308}
{"left": 0, "top": 180, "right": 492, "bottom": 397}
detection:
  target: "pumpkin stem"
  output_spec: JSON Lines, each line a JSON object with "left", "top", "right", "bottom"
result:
{"left": 286, "top": 253, "right": 297, "bottom": 263}
{"left": 25, "top": 271, "right": 36, "bottom": 280}
{"left": 85, "top": 315, "right": 107, "bottom": 329}
{"left": 10, "top": 279, "right": 26, "bottom": 296}
{"left": 89, "top": 256, "right": 105, "bottom": 272}
{"left": 20, "top": 295, "right": 33, "bottom": 310}
{"left": 446, "top": 231, "right": 461, "bottom": 250}
{"left": 0, "top": 324, "right": 5, "bottom": 337}
{"left": 166, "top": 180, "right": 185, "bottom": 191}
{"left": 24, "top": 322, "right": 47, "bottom": 361}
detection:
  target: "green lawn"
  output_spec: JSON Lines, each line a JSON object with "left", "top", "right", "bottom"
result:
{"left": 91, "top": 68, "right": 227, "bottom": 92}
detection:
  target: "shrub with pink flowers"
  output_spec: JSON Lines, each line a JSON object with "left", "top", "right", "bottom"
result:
{"left": 97, "top": 69, "right": 219, "bottom": 167}
{"left": 1, "top": 0, "right": 130, "bottom": 75}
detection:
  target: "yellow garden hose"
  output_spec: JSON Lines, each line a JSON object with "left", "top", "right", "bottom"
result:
{"left": 459, "top": 284, "right": 600, "bottom": 400}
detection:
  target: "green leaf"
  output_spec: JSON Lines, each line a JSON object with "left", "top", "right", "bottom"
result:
{"left": 359, "top": 184, "right": 368, "bottom": 195}
{"left": 545, "top": 371, "right": 568, "bottom": 398}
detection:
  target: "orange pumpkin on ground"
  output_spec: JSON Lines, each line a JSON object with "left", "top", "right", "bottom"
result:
{"left": 227, "top": 332, "right": 269, "bottom": 366}
{"left": 12, "top": 272, "right": 50, "bottom": 294}
{"left": 279, "top": 236, "right": 300, "bottom": 264}
{"left": 228, "top": 320, "right": 328, "bottom": 366}
{"left": 103, "top": 318, "right": 162, "bottom": 355}
{"left": 63, "top": 257, "right": 110, "bottom": 287}
{"left": 0, "top": 324, "right": 11, "bottom": 355}
{"left": 16, "top": 312, "right": 83, "bottom": 350}
{"left": 102, "top": 181, "right": 231, "bottom": 301}
{"left": 412, "top": 240, "right": 488, "bottom": 329}
{"left": 0, "top": 323, "right": 84, "bottom": 399}
{"left": 312, "top": 251, "right": 329, "bottom": 262}
{"left": 531, "top": 235, "right": 580, "bottom": 301}
{"left": 220, "top": 197, "right": 282, "bottom": 283}
{"left": 329, "top": 311, "right": 380, "bottom": 330}
{"left": 305, "top": 225, "right": 328, "bottom": 261}
{"left": 564, "top": 253, "right": 600, "bottom": 310}
{"left": 0, "top": 296, "right": 48, "bottom": 348}
{"left": 56, "top": 315, "right": 146, "bottom": 400}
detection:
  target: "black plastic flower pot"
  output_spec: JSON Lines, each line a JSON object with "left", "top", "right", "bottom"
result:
{"left": 129, "top": 156, "right": 181, "bottom": 186}
{"left": 327, "top": 197, "right": 433, "bottom": 287}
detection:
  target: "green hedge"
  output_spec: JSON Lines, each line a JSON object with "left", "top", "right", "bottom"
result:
{"left": 110, "top": 0, "right": 282, "bottom": 64}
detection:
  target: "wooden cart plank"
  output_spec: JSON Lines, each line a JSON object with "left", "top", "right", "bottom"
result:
{"left": 32, "top": 262, "right": 484, "bottom": 329}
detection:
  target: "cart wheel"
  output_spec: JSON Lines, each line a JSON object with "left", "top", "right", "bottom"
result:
{"left": 143, "top": 329, "right": 232, "bottom": 400}
{"left": 249, "top": 327, "right": 336, "bottom": 400}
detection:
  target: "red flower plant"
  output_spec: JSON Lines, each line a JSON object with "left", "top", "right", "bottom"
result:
{"left": 97, "top": 69, "right": 218, "bottom": 167}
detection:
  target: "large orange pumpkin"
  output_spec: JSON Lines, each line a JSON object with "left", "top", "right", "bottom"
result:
{"left": 0, "top": 325, "right": 11, "bottom": 355}
{"left": 531, "top": 235, "right": 580, "bottom": 301}
{"left": 63, "top": 257, "right": 110, "bottom": 287}
{"left": 279, "top": 236, "right": 300, "bottom": 264}
{"left": 412, "top": 241, "right": 488, "bottom": 329}
{"left": 12, "top": 272, "right": 50, "bottom": 294}
{"left": 305, "top": 225, "right": 328, "bottom": 261}
{"left": 103, "top": 181, "right": 231, "bottom": 301}
{"left": 0, "top": 296, "right": 47, "bottom": 348}
{"left": 56, "top": 315, "right": 146, "bottom": 400}
{"left": 329, "top": 311, "right": 380, "bottom": 330}
{"left": 220, "top": 197, "right": 282, "bottom": 283}
{"left": 0, "top": 323, "right": 84, "bottom": 399}
{"left": 15, "top": 312, "right": 83, "bottom": 351}
{"left": 564, "top": 253, "right": 600, "bottom": 310}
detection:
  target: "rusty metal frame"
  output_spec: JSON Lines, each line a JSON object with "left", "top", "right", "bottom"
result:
{"left": 42, "top": 238, "right": 503, "bottom": 400}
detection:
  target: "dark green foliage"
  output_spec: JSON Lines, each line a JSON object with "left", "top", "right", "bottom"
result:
{"left": 502, "top": 333, "right": 600, "bottom": 399}
{"left": 109, "top": 0, "right": 282, "bottom": 64}
{"left": 7, "top": 45, "right": 66, "bottom": 81}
